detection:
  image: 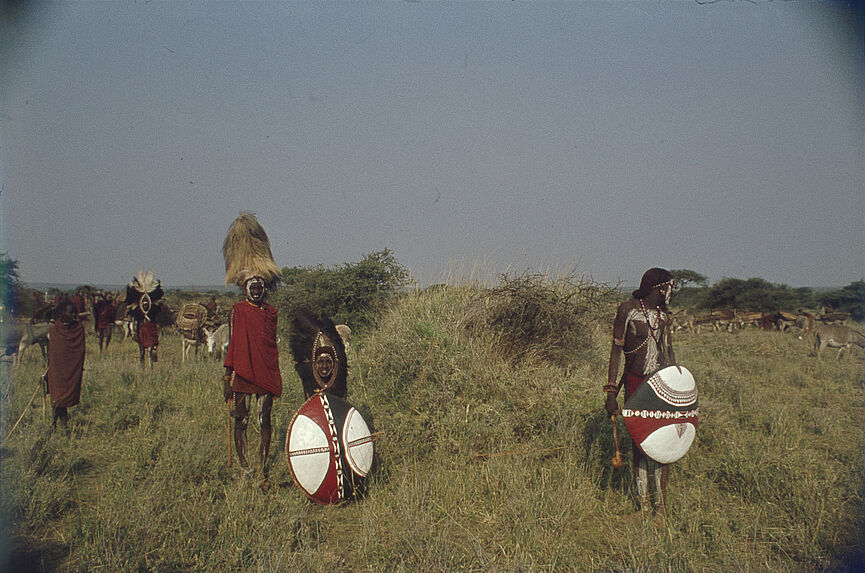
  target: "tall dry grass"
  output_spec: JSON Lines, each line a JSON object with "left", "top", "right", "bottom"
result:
{"left": 1, "top": 281, "right": 863, "bottom": 572}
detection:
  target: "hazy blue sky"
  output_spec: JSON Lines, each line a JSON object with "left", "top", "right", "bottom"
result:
{"left": 1, "top": 1, "right": 862, "bottom": 289}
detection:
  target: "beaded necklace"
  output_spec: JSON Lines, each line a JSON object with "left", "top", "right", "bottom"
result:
{"left": 640, "top": 298, "right": 662, "bottom": 348}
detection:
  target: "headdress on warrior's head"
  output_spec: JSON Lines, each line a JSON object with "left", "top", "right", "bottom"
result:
{"left": 126, "top": 268, "right": 163, "bottom": 320}
{"left": 130, "top": 269, "right": 160, "bottom": 294}
{"left": 632, "top": 268, "right": 674, "bottom": 299}
{"left": 290, "top": 311, "right": 349, "bottom": 399}
{"left": 222, "top": 212, "right": 281, "bottom": 289}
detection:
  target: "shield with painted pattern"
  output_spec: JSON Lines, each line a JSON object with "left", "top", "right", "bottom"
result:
{"left": 285, "top": 393, "right": 374, "bottom": 504}
{"left": 621, "top": 365, "right": 698, "bottom": 464}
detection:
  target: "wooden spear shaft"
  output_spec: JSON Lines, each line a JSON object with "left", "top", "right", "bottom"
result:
{"left": 226, "top": 400, "right": 232, "bottom": 468}
{"left": 610, "top": 414, "right": 623, "bottom": 468}
{"left": 5, "top": 382, "right": 43, "bottom": 441}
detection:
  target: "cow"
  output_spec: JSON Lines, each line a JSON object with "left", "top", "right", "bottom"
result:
{"left": 814, "top": 325, "right": 865, "bottom": 360}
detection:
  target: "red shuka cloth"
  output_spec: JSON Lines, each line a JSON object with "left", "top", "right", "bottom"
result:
{"left": 224, "top": 301, "right": 282, "bottom": 397}
{"left": 47, "top": 321, "right": 85, "bottom": 408}
{"left": 94, "top": 300, "right": 115, "bottom": 330}
{"left": 622, "top": 369, "right": 647, "bottom": 400}
{"left": 138, "top": 321, "right": 159, "bottom": 348}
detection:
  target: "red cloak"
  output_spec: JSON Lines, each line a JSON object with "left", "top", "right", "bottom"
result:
{"left": 225, "top": 301, "right": 282, "bottom": 397}
{"left": 94, "top": 300, "right": 115, "bottom": 330}
{"left": 138, "top": 321, "right": 159, "bottom": 348}
{"left": 47, "top": 321, "right": 85, "bottom": 408}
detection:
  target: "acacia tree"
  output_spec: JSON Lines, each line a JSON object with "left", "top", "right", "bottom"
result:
{"left": 670, "top": 269, "right": 708, "bottom": 288}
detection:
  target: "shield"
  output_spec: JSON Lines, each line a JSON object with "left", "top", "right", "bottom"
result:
{"left": 285, "top": 393, "right": 374, "bottom": 504}
{"left": 621, "top": 365, "right": 698, "bottom": 464}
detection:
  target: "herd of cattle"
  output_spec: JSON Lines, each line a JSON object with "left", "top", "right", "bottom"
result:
{"left": 669, "top": 308, "right": 849, "bottom": 335}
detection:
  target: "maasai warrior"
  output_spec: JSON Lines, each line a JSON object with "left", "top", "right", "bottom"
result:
{"left": 221, "top": 213, "right": 282, "bottom": 481}
{"left": 125, "top": 270, "right": 164, "bottom": 368}
{"left": 46, "top": 301, "right": 86, "bottom": 433}
{"left": 605, "top": 268, "right": 678, "bottom": 523}
{"left": 93, "top": 292, "right": 116, "bottom": 352}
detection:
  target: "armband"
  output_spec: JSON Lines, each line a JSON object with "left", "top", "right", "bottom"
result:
{"left": 603, "top": 384, "right": 619, "bottom": 395}
{"left": 222, "top": 374, "right": 232, "bottom": 382}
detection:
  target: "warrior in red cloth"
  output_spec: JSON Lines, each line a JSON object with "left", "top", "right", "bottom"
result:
{"left": 46, "top": 301, "right": 86, "bottom": 433}
{"left": 605, "top": 268, "right": 678, "bottom": 523}
{"left": 223, "top": 276, "right": 282, "bottom": 476}
{"left": 221, "top": 213, "right": 283, "bottom": 482}
{"left": 125, "top": 270, "right": 164, "bottom": 368}
{"left": 93, "top": 292, "right": 117, "bottom": 352}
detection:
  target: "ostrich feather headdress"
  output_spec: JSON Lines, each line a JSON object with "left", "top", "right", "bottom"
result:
{"left": 222, "top": 212, "right": 281, "bottom": 288}
{"left": 130, "top": 269, "right": 158, "bottom": 294}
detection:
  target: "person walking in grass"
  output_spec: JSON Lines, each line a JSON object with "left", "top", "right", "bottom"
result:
{"left": 46, "top": 301, "right": 86, "bottom": 434}
{"left": 93, "top": 291, "right": 116, "bottom": 352}
{"left": 605, "top": 267, "right": 678, "bottom": 523}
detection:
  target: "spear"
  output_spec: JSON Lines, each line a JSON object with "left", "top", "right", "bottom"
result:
{"left": 5, "top": 379, "right": 44, "bottom": 441}
{"left": 610, "top": 414, "right": 624, "bottom": 468}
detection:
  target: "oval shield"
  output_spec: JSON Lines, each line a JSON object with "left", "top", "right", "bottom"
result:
{"left": 285, "top": 393, "right": 374, "bottom": 504}
{"left": 621, "top": 365, "right": 698, "bottom": 464}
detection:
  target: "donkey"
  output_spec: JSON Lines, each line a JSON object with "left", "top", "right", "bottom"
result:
{"left": 814, "top": 325, "right": 865, "bottom": 360}
{"left": 204, "top": 323, "right": 230, "bottom": 359}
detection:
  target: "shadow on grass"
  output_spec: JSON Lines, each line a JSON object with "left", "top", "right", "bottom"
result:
{"left": 3, "top": 534, "right": 69, "bottom": 573}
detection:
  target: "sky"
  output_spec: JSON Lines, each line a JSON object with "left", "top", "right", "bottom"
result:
{"left": 1, "top": 1, "right": 863, "bottom": 290}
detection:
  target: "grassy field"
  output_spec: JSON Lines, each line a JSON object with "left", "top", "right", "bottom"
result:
{"left": 1, "top": 285, "right": 863, "bottom": 572}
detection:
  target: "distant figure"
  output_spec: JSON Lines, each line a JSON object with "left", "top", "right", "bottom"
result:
{"left": 605, "top": 268, "right": 678, "bottom": 524}
{"left": 70, "top": 289, "right": 87, "bottom": 318}
{"left": 93, "top": 292, "right": 116, "bottom": 352}
{"left": 206, "top": 295, "right": 219, "bottom": 316}
{"left": 46, "top": 301, "right": 86, "bottom": 433}
{"left": 126, "top": 270, "right": 164, "bottom": 368}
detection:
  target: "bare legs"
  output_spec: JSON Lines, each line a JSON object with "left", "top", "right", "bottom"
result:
{"left": 231, "top": 393, "right": 273, "bottom": 483}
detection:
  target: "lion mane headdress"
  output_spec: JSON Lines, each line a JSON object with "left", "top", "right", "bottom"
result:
{"left": 222, "top": 212, "right": 281, "bottom": 289}
{"left": 290, "top": 310, "right": 349, "bottom": 400}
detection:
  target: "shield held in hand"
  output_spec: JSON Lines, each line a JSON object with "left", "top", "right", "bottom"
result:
{"left": 621, "top": 365, "right": 698, "bottom": 464}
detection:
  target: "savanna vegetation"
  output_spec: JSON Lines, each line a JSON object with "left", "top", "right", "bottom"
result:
{"left": 1, "top": 267, "right": 863, "bottom": 572}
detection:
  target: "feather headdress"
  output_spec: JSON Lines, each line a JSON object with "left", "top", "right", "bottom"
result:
{"left": 130, "top": 269, "right": 158, "bottom": 294}
{"left": 222, "top": 212, "right": 281, "bottom": 288}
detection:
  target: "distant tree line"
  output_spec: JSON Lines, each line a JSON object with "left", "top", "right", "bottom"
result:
{"left": 670, "top": 269, "right": 864, "bottom": 320}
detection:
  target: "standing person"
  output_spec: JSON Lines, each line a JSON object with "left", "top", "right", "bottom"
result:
{"left": 125, "top": 270, "right": 164, "bottom": 368}
{"left": 605, "top": 268, "right": 677, "bottom": 523}
{"left": 221, "top": 213, "right": 282, "bottom": 484}
{"left": 93, "top": 292, "right": 116, "bottom": 352}
{"left": 206, "top": 295, "right": 218, "bottom": 317}
{"left": 46, "top": 301, "right": 86, "bottom": 434}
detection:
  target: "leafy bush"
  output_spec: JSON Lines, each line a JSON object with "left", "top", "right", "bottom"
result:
{"left": 464, "top": 272, "right": 619, "bottom": 368}
{"left": 819, "top": 280, "right": 865, "bottom": 320}
{"left": 273, "top": 249, "right": 410, "bottom": 334}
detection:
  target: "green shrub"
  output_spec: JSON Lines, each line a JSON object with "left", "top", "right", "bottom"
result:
{"left": 273, "top": 249, "right": 409, "bottom": 333}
